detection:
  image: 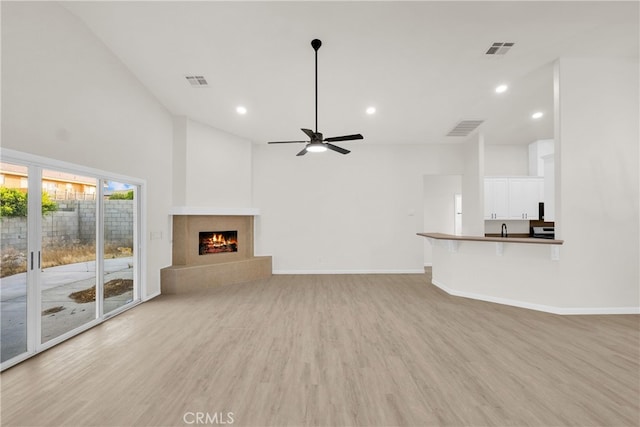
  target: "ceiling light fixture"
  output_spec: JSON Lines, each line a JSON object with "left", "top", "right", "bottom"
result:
{"left": 366, "top": 106, "right": 376, "bottom": 115}
{"left": 306, "top": 142, "right": 327, "bottom": 153}
{"left": 495, "top": 84, "right": 508, "bottom": 94}
{"left": 531, "top": 111, "right": 544, "bottom": 119}
{"left": 236, "top": 106, "right": 247, "bottom": 115}
{"left": 266, "top": 39, "right": 364, "bottom": 156}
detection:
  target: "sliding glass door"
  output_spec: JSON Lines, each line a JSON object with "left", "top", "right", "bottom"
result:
{"left": 102, "top": 180, "right": 137, "bottom": 316}
{"left": 0, "top": 162, "right": 30, "bottom": 363}
{"left": 0, "top": 152, "right": 143, "bottom": 369}
{"left": 40, "top": 169, "right": 98, "bottom": 344}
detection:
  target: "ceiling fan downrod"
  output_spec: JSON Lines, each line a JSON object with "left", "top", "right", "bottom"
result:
{"left": 312, "top": 39, "right": 321, "bottom": 134}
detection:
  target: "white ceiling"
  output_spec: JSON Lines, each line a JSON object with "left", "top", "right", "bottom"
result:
{"left": 63, "top": 1, "right": 638, "bottom": 146}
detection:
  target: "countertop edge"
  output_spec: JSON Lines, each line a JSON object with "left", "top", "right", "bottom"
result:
{"left": 417, "top": 232, "right": 564, "bottom": 245}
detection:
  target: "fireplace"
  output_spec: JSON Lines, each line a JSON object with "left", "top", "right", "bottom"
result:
{"left": 161, "top": 211, "right": 272, "bottom": 294}
{"left": 199, "top": 231, "right": 238, "bottom": 255}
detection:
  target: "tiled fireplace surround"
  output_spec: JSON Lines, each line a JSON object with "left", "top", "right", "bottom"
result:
{"left": 160, "top": 211, "right": 272, "bottom": 294}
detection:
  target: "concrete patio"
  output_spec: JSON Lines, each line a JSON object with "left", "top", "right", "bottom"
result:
{"left": 1, "top": 257, "right": 134, "bottom": 362}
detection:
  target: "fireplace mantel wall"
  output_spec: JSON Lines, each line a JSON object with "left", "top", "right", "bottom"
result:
{"left": 161, "top": 210, "right": 271, "bottom": 294}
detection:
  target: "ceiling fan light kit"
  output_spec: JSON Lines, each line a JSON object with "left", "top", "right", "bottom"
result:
{"left": 306, "top": 144, "right": 328, "bottom": 153}
{"left": 268, "top": 39, "right": 364, "bottom": 156}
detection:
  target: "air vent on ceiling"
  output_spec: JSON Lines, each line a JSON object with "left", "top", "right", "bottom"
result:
{"left": 485, "top": 42, "right": 514, "bottom": 55}
{"left": 185, "top": 75, "right": 209, "bottom": 87}
{"left": 447, "top": 120, "right": 485, "bottom": 137}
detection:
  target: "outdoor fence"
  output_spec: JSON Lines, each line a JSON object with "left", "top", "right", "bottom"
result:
{"left": 1, "top": 200, "right": 134, "bottom": 253}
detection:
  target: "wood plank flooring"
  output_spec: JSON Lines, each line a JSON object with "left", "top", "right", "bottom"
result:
{"left": 1, "top": 271, "right": 639, "bottom": 426}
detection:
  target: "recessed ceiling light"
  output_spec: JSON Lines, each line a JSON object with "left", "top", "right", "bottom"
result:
{"left": 236, "top": 106, "right": 247, "bottom": 115}
{"left": 531, "top": 111, "right": 544, "bottom": 119}
{"left": 495, "top": 84, "right": 508, "bottom": 94}
{"left": 366, "top": 106, "right": 376, "bottom": 115}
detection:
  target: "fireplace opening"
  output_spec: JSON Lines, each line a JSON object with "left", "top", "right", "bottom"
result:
{"left": 199, "top": 231, "right": 238, "bottom": 255}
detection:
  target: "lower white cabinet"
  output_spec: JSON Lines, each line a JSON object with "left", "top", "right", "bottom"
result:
{"left": 484, "top": 177, "right": 544, "bottom": 220}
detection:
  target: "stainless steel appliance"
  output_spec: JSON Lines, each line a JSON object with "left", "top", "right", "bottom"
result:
{"left": 532, "top": 226, "right": 555, "bottom": 239}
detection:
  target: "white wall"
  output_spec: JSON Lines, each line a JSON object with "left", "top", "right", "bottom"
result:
{"left": 461, "top": 134, "right": 485, "bottom": 236}
{"left": 172, "top": 117, "right": 188, "bottom": 207}
{"left": 423, "top": 175, "right": 461, "bottom": 266}
{"left": 1, "top": 2, "right": 174, "bottom": 297}
{"left": 175, "top": 118, "right": 253, "bottom": 208}
{"left": 528, "top": 139, "right": 554, "bottom": 176}
{"left": 484, "top": 220, "right": 530, "bottom": 235}
{"left": 485, "top": 144, "right": 529, "bottom": 176}
{"left": 253, "top": 143, "right": 463, "bottom": 273}
{"left": 555, "top": 57, "right": 639, "bottom": 309}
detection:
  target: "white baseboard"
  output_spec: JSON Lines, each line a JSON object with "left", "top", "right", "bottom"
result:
{"left": 273, "top": 269, "right": 425, "bottom": 275}
{"left": 431, "top": 279, "right": 640, "bottom": 315}
{"left": 143, "top": 291, "right": 161, "bottom": 301}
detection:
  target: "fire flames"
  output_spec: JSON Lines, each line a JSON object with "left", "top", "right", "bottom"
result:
{"left": 199, "top": 231, "right": 238, "bottom": 255}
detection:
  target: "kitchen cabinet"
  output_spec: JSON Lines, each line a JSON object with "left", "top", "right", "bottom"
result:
{"left": 484, "top": 177, "right": 543, "bottom": 220}
{"left": 484, "top": 178, "right": 509, "bottom": 219}
{"left": 508, "top": 177, "right": 543, "bottom": 219}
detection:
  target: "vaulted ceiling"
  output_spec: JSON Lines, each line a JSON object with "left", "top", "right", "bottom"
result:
{"left": 63, "top": 1, "right": 638, "bottom": 146}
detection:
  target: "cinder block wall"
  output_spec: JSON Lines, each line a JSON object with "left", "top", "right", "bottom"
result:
{"left": 1, "top": 200, "right": 134, "bottom": 253}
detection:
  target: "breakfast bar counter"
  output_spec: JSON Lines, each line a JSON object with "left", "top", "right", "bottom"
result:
{"left": 417, "top": 231, "right": 570, "bottom": 314}
{"left": 417, "top": 232, "right": 563, "bottom": 245}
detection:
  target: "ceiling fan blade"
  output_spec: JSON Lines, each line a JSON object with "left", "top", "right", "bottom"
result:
{"left": 296, "top": 147, "right": 308, "bottom": 156}
{"left": 324, "top": 134, "right": 364, "bottom": 142}
{"left": 268, "top": 140, "right": 307, "bottom": 144}
{"left": 326, "top": 143, "right": 350, "bottom": 155}
{"left": 301, "top": 128, "right": 315, "bottom": 138}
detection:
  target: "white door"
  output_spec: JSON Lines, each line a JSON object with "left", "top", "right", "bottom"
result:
{"left": 454, "top": 194, "right": 462, "bottom": 235}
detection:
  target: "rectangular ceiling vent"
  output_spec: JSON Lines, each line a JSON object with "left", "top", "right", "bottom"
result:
{"left": 185, "top": 75, "right": 209, "bottom": 87}
{"left": 447, "top": 120, "right": 485, "bottom": 137}
{"left": 485, "top": 42, "right": 514, "bottom": 55}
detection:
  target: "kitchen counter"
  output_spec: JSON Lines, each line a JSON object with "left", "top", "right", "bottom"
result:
{"left": 417, "top": 231, "right": 569, "bottom": 314}
{"left": 417, "top": 232, "right": 563, "bottom": 245}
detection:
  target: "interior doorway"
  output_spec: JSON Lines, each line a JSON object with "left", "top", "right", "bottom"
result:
{"left": 422, "top": 175, "right": 462, "bottom": 266}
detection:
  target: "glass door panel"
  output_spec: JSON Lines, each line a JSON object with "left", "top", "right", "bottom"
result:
{"left": 40, "top": 169, "right": 97, "bottom": 343}
{"left": 103, "top": 181, "right": 137, "bottom": 315}
{"left": 0, "top": 162, "right": 29, "bottom": 362}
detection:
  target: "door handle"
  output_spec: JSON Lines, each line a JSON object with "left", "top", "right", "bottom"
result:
{"left": 30, "top": 252, "right": 34, "bottom": 270}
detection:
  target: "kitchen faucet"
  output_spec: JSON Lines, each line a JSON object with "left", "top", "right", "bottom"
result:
{"left": 501, "top": 223, "right": 508, "bottom": 238}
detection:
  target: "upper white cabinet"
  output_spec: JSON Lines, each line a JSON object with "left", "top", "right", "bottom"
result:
{"left": 485, "top": 177, "right": 544, "bottom": 220}
{"left": 484, "top": 178, "right": 509, "bottom": 219}
{"left": 508, "top": 178, "right": 543, "bottom": 219}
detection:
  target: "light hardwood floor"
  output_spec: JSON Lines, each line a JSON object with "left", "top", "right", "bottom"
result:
{"left": 1, "top": 271, "right": 639, "bottom": 426}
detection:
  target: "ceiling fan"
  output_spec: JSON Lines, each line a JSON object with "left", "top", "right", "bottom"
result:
{"left": 268, "top": 39, "right": 364, "bottom": 156}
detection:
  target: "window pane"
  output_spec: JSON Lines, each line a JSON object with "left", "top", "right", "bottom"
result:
{"left": 103, "top": 181, "right": 136, "bottom": 314}
{"left": 41, "top": 169, "right": 97, "bottom": 343}
{"left": 0, "top": 162, "right": 29, "bottom": 362}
